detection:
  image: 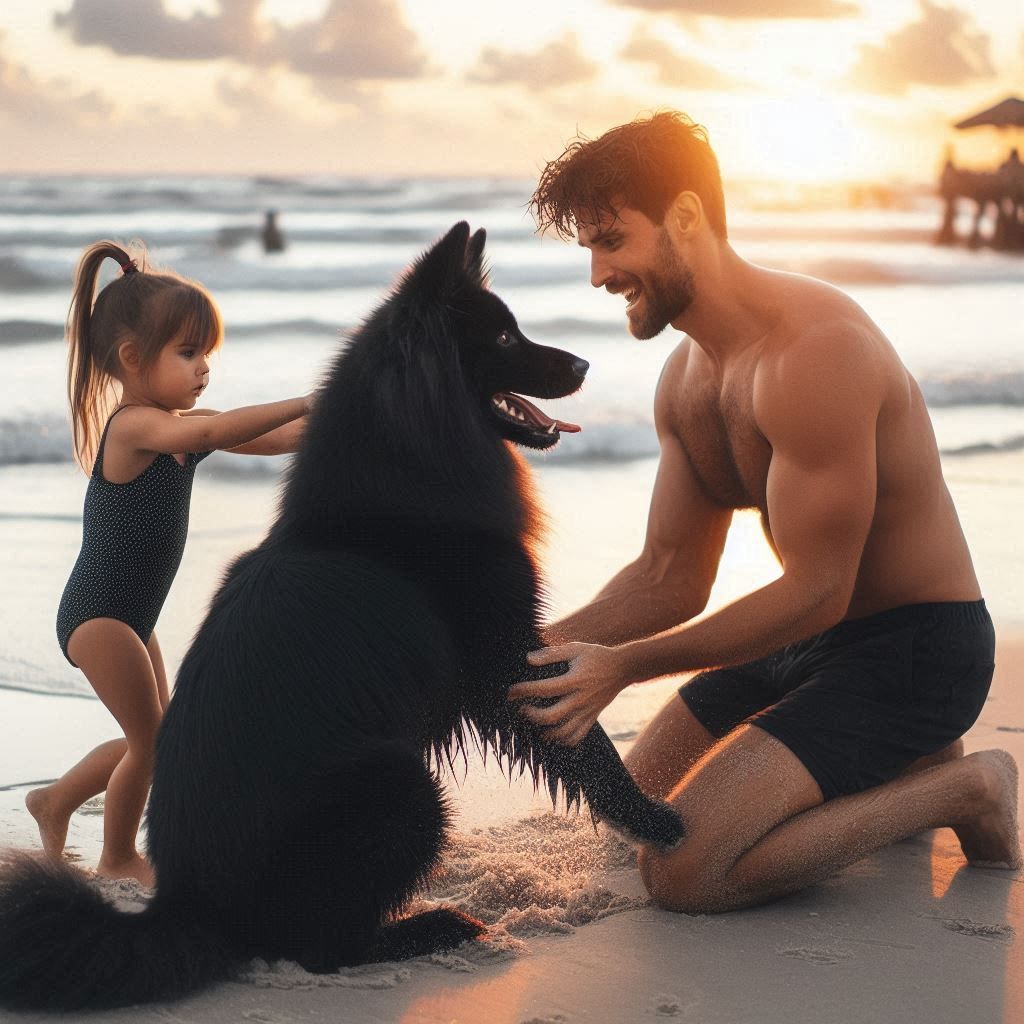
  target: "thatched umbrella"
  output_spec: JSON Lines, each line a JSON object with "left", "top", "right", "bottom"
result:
{"left": 950, "top": 96, "right": 1024, "bottom": 251}
{"left": 954, "top": 96, "right": 1024, "bottom": 131}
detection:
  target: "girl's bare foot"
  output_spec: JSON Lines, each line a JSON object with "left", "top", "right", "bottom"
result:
{"left": 954, "top": 750, "right": 1022, "bottom": 869}
{"left": 25, "top": 788, "right": 71, "bottom": 861}
{"left": 96, "top": 852, "right": 156, "bottom": 887}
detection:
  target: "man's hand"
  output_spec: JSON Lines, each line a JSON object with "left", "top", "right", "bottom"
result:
{"left": 508, "top": 642, "right": 630, "bottom": 747}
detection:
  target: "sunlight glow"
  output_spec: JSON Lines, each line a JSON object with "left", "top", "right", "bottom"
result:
{"left": 738, "top": 95, "right": 868, "bottom": 185}
{"left": 929, "top": 835, "right": 959, "bottom": 900}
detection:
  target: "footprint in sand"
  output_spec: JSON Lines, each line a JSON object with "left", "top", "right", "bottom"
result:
{"left": 996, "top": 726, "right": 1024, "bottom": 733}
{"left": 940, "top": 918, "right": 1015, "bottom": 940}
{"left": 776, "top": 946, "right": 855, "bottom": 965}
{"left": 649, "top": 993, "right": 684, "bottom": 1015}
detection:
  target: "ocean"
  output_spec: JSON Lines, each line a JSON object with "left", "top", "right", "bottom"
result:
{"left": 1, "top": 173, "right": 1022, "bottom": 724}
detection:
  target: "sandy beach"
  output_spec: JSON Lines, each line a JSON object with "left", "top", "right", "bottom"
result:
{"left": 1, "top": 626, "right": 1020, "bottom": 1024}
{"left": 1, "top": 448, "right": 1022, "bottom": 1022}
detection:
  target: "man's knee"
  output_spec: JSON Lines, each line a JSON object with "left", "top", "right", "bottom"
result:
{"left": 637, "top": 843, "right": 734, "bottom": 915}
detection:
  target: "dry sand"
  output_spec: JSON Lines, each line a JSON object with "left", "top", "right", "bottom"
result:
{"left": 0, "top": 635, "right": 1021, "bottom": 1024}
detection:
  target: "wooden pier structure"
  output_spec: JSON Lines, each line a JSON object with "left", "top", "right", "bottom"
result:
{"left": 935, "top": 96, "right": 1024, "bottom": 252}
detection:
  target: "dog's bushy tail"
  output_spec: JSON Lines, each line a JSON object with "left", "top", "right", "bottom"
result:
{"left": 0, "top": 855, "right": 241, "bottom": 1012}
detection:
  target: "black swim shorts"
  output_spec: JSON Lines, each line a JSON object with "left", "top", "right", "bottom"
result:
{"left": 679, "top": 599, "right": 995, "bottom": 802}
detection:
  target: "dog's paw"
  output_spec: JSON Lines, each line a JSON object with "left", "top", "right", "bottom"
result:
{"left": 430, "top": 907, "right": 488, "bottom": 946}
{"left": 372, "top": 907, "right": 486, "bottom": 962}
{"left": 611, "top": 799, "right": 686, "bottom": 849}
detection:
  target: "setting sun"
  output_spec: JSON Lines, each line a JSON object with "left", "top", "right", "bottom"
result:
{"left": 2, "top": 0, "right": 1021, "bottom": 180}
{"left": 737, "top": 94, "right": 865, "bottom": 184}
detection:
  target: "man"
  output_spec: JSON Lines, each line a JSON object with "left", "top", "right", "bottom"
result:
{"left": 508, "top": 111, "right": 1020, "bottom": 913}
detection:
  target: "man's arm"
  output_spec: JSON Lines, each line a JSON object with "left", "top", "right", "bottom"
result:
{"left": 544, "top": 347, "right": 733, "bottom": 647}
{"left": 513, "top": 325, "right": 884, "bottom": 745}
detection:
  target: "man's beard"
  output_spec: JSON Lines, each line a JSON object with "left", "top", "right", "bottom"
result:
{"left": 627, "top": 231, "right": 695, "bottom": 340}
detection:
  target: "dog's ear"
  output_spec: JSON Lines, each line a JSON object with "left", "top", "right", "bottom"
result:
{"left": 465, "top": 228, "right": 487, "bottom": 287}
{"left": 406, "top": 222, "right": 472, "bottom": 295}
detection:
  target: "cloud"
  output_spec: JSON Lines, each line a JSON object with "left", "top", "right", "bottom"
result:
{"left": 53, "top": 0, "right": 261, "bottom": 61}
{"left": 847, "top": 0, "right": 994, "bottom": 94}
{"left": 0, "top": 39, "right": 112, "bottom": 126}
{"left": 270, "top": 0, "right": 427, "bottom": 81}
{"left": 620, "top": 29, "right": 747, "bottom": 90}
{"left": 467, "top": 34, "right": 598, "bottom": 90}
{"left": 613, "top": 0, "right": 858, "bottom": 19}
{"left": 53, "top": 0, "right": 427, "bottom": 81}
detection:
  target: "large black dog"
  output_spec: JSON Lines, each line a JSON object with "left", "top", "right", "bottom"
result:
{"left": 0, "top": 223, "right": 683, "bottom": 1011}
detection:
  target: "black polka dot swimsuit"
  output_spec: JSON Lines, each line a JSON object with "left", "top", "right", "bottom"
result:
{"left": 56, "top": 406, "right": 211, "bottom": 667}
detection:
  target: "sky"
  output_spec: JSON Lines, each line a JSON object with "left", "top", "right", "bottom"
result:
{"left": 1, "top": 0, "right": 1022, "bottom": 183}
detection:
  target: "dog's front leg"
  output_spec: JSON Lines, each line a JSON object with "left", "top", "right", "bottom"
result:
{"left": 490, "top": 658, "right": 685, "bottom": 848}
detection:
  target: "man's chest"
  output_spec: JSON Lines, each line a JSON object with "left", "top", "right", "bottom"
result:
{"left": 674, "top": 371, "right": 772, "bottom": 511}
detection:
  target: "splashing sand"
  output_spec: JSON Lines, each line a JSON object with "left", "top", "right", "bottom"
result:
{"left": 242, "top": 813, "right": 643, "bottom": 989}
{"left": 420, "top": 812, "right": 643, "bottom": 934}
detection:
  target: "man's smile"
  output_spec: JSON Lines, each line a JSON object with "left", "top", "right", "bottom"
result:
{"left": 607, "top": 281, "right": 642, "bottom": 310}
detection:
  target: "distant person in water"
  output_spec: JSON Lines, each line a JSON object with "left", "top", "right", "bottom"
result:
{"left": 508, "top": 111, "right": 1021, "bottom": 913}
{"left": 27, "top": 241, "right": 310, "bottom": 886}
{"left": 262, "top": 209, "right": 286, "bottom": 253}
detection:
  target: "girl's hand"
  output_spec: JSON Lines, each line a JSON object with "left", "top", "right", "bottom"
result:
{"left": 507, "top": 642, "right": 630, "bottom": 747}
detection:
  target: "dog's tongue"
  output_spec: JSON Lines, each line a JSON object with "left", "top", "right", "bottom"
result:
{"left": 503, "top": 393, "right": 581, "bottom": 433}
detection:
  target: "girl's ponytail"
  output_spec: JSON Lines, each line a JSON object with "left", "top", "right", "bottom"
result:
{"left": 66, "top": 241, "right": 141, "bottom": 471}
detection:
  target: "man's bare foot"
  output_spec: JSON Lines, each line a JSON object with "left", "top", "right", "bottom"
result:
{"left": 954, "top": 750, "right": 1022, "bottom": 869}
{"left": 25, "top": 787, "right": 70, "bottom": 861}
{"left": 96, "top": 852, "right": 156, "bottom": 887}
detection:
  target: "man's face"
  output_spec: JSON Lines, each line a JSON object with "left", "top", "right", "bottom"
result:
{"left": 577, "top": 205, "right": 695, "bottom": 340}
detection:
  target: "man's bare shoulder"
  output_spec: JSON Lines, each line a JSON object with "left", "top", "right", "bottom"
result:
{"left": 754, "top": 281, "right": 896, "bottom": 430}
{"left": 765, "top": 268, "right": 877, "bottom": 333}
{"left": 756, "top": 271, "right": 891, "bottom": 368}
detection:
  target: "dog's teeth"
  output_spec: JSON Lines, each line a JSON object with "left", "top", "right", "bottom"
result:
{"left": 546, "top": 423, "right": 556, "bottom": 434}
{"left": 498, "top": 399, "right": 509, "bottom": 412}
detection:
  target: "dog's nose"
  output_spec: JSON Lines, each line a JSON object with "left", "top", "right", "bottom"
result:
{"left": 572, "top": 358, "right": 590, "bottom": 378}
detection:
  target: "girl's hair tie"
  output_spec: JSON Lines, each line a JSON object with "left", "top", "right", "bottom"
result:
{"left": 120, "top": 258, "right": 138, "bottom": 275}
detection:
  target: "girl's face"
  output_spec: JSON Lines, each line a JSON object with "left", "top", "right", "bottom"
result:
{"left": 146, "top": 333, "right": 213, "bottom": 410}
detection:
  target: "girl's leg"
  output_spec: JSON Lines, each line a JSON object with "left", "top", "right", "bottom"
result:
{"left": 146, "top": 631, "right": 172, "bottom": 711}
{"left": 27, "top": 630, "right": 171, "bottom": 864}
{"left": 66, "top": 618, "right": 165, "bottom": 886}
{"left": 26, "top": 739, "right": 127, "bottom": 860}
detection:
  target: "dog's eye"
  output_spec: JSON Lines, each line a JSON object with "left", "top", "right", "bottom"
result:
{"left": 497, "top": 330, "right": 514, "bottom": 347}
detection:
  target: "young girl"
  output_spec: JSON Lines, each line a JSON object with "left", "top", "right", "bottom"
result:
{"left": 26, "top": 240, "right": 310, "bottom": 886}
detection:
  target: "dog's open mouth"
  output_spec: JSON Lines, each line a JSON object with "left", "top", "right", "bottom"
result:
{"left": 491, "top": 392, "right": 580, "bottom": 448}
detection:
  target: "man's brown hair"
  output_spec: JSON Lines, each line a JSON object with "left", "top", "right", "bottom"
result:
{"left": 531, "top": 110, "right": 727, "bottom": 241}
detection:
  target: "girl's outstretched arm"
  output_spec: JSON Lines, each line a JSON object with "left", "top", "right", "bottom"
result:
{"left": 117, "top": 397, "right": 309, "bottom": 455}
{"left": 182, "top": 409, "right": 307, "bottom": 455}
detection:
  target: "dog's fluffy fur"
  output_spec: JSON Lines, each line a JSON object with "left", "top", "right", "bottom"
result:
{"left": 0, "top": 223, "right": 683, "bottom": 1011}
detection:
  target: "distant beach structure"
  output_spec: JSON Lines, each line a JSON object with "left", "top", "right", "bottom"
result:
{"left": 261, "top": 209, "right": 286, "bottom": 253}
{"left": 936, "top": 96, "right": 1024, "bottom": 252}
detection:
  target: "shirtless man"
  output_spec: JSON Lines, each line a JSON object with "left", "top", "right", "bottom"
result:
{"left": 509, "top": 111, "right": 1021, "bottom": 913}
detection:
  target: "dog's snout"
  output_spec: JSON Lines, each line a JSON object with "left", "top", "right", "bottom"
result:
{"left": 572, "top": 357, "right": 590, "bottom": 379}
